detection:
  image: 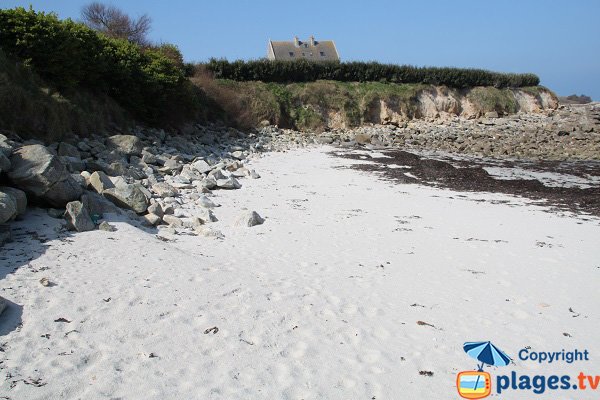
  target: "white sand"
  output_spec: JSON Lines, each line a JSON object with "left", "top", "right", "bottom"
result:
{"left": 1, "top": 146, "right": 599, "bottom": 399}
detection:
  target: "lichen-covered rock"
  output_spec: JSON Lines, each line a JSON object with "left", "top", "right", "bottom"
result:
{"left": 7, "top": 145, "right": 82, "bottom": 207}
{"left": 0, "top": 187, "right": 27, "bottom": 216}
{"left": 65, "top": 200, "right": 95, "bottom": 232}
{"left": 234, "top": 211, "right": 264, "bottom": 227}
{"left": 89, "top": 171, "right": 115, "bottom": 194}
{"left": 102, "top": 184, "right": 149, "bottom": 214}
{"left": 106, "top": 135, "right": 143, "bottom": 156}
{"left": 0, "top": 191, "right": 17, "bottom": 224}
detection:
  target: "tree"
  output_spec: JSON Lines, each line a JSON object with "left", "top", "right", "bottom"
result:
{"left": 81, "top": 2, "right": 151, "bottom": 46}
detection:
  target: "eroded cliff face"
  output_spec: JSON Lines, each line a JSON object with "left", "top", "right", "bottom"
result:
{"left": 320, "top": 86, "right": 558, "bottom": 129}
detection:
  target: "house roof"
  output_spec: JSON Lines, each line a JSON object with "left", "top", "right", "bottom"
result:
{"left": 268, "top": 37, "right": 340, "bottom": 62}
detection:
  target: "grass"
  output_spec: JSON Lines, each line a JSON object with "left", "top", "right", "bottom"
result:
{"left": 0, "top": 49, "right": 131, "bottom": 141}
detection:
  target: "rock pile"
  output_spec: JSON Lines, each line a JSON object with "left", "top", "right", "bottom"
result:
{"left": 0, "top": 124, "right": 274, "bottom": 244}
{"left": 1, "top": 103, "right": 598, "bottom": 245}
{"left": 327, "top": 103, "right": 600, "bottom": 160}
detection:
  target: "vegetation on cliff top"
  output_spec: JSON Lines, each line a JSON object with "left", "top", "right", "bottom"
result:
{"left": 0, "top": 7, "right": 206, "bottom": 128}
{"left": 202, "top": 59, "right": 540, "bottom": 88}
{"left": 0, "top": 4, "right": 550, "bottom": 139}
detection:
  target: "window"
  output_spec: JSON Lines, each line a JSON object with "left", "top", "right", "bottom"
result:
{"left": 309, "top": 52, "right": 313, "bottom": 56}
{"left": 320, "top": 51, "right": 325, "bottom": 56}
{"left": 302, "top": 52, "right": 305, "bottom": 56}
{"left": 289, "top": 52, "right": 294, "bottom": 57}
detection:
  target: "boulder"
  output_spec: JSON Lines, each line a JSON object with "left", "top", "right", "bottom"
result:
{"left": 0, "top": 152, "right": 10, "bottom": 174}
{"left": 58, "top": 142, "right": 81, "bottom": 159}
{"left": 102, "top": 184, "right": 149, "bottom": 214}
{"left": 106, "top": 135, "right": 143, "bottom": 156}
{"left": 231, "top": 150, "right": 245, "bottom": 160}
{"left": 0, "top": 191, "right": 17, "bottom": 223}
{"left": 195, "top": 208, "right": 218, "bottom": 224}
{"left": 191, "top": 159, "right": 212, "bottom": 174}
{"left": 147, "top": 203, "right": 164, "bottom": 218}
{"left": 234, "top": 211, "right": 264, "bottom": 227}
{"left": 143, "top": 213, "right": 162, "bottom": 226}
{"left": 197, "top": 195, "right": 219, "bottom": 208}
{"left": 195, "top": 226, "right": 224, "bottom": 239}
{"left": 98, "top": 221, "right": 117, "bottom": 232}
{"left": 249, "top": 169, "right": 261, "bottom": 179}
{"left": 216, "top": 177, "right": 242, "bottom": 190}
{"left": 354, "top": 134, "right": 372, "bottom": 145}
{"left": 162, "top": 214, "right": 183, "bottom": 228}
{"left": 0, "top": 187, "right": 27, "bottom": 216}
{"left": 81, "top": 192, "right": 121, "bottom": 217}
{"left": 0, "top": 295, "right": 7, "bottom": 315}
{"left": 0, "top": 133, "right": 16, "bottom": 157}
{"left": 65, "top": 200, "right": 95, "bottom": 232}
{"left": 89, "top": 171, "right": 115, "bottom": 194}
{"left": 201, "top": 175, "right": 218, "bottom": 190}
{"left": 7, "top": 145, "right": 82, "bottom": 207}
{"left": 152, "top": 182, "right": 178, "bottom": 198}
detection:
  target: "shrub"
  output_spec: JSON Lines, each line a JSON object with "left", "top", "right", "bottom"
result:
{"left": 203, "top": 59, "right": 540, "bottom": 88}
{"left": 0, "top": 7, "right": 201, "bottom": 125}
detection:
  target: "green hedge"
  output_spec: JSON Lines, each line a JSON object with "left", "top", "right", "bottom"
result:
{"left": 0, "top": 7, "right": 199, "bottom": 124}
{"left": 204, "top": 59, "right": 540, "bottom": 88}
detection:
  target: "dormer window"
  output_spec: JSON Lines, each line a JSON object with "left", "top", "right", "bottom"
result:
{"left": 320, "top": 52, "right": 325, "bottom": 56}
{"left": 289, "top": 52, "right": 294, "bottom": 57}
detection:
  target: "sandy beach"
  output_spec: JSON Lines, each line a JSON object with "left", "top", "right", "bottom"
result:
{"left": 1, "top": 146, "right": 599, "bottom": 399}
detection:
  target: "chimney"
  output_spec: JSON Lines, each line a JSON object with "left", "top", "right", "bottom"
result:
{"left": 310, "top": 35, "right": 315, "bottom": 46}
{"left": 294, "top": 36, "right": 300, "bottom": 47}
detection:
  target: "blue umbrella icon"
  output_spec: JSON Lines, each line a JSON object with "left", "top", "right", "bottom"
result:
{"left": 463, "top": 341, "right": 511, "bottom": 392}
{"left": 464, "top": 341, "right": 511, "bottom": 371}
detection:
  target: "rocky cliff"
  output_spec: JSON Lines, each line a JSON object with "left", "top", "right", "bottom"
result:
{"left": 329, "top": 86, "right": 558, "bottom": 129}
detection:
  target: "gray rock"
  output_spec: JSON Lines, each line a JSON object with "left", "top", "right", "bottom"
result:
{"left": 249, "top": 169, "right": 261, "bottom": 179}
{"left": 141, "top": 151, "right": 159, "bottom": 165}
{"left": 0, "top": 294, "right": 7, "bottom": 315}
{"left": 354, "top": 134, "right": 372, "bottom": 145}
{"left": 162, "top": 214, "right": 183, "bottom": 228}
{"left": 234, "top": 211, "right": 264, "bottom": 227}
{"left": 58, "top": 142, "right": 81, "bottom": 159}
{"left": 7, "top": 145, "right": 82, "bottom": 207}
{"left": 201, "top": 175, "right": 218, "bottom": 190}
{"left": 102, "top": 184, "right": 149, "bottom": 214}
{"left": 89, "top": 171, "right": 115, "bottom": 194}
{"left": 191, "top": 159, "right": 212, "bottom": 174}
{"left": 197, "top": 195, "right": 219, "bottom": 208}
{"left": 209, "top": 169, "right": 228, "bottom": 180}
{"left": 99, "top": 221, "right": 117, "bottom": 232}
{"left": 195, "top": 226, "right": 224, "bottom": 239}
{"left": 0, "top": 187, "right": 27, "bottom": 216}
{"left": 217, "top": 177, "right": 242, "bottom": 190}
{"left": 106, "top": 135, "right": 143, "bottom": 156}
{"left": 159, "top": 159, "right": 181, "bottom": 173}
{"left": 143, "top": 213, "right": 162, "bottom": 226}
{"left": 0, "top": 191, "right": 17, "bottom": 224}
{"left": 231, "top": 150, "right": 245, "bottom": 160}
{"left": 65, "top": 200, "right": 96, "bottom": 232}
{"left": 0, "top": 134, "right": 16, "bottom": 157}
{"left": 71, "top": 173, "right": 87, "bottom": 189}
{"left": 0, "top": 152, "right": 10, "bottom": 173}
{"left": 147, "top": 203, "right": 164, "bottom": 218}
{"left": 152, "top": 182, "right": 178, "bottom": 198}
{"left": 195, "top": 208, "right": 218, "bottom": 224}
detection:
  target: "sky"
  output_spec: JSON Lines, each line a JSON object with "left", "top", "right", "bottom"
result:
{"left": 3, "top": 0, "right": 600, "bottom": 99}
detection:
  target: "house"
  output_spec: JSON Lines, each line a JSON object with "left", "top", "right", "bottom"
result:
{"left": 267, "top": 36, "right": 340, "bottom": 62}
